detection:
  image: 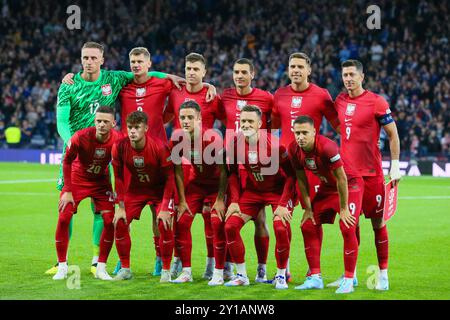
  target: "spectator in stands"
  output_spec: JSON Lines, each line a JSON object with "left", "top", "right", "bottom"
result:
{"left": 0, "top": 120, "right": 5, "bottom": 148}
{"left": 5, "top": 121, "right": 21, "bottom": 148}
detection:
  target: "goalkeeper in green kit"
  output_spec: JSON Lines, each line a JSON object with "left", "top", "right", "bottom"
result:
{"left": 46, "top": 41, "right": 180, "bottom": 276}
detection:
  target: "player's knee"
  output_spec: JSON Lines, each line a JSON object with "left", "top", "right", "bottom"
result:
{"left": 101, "top": 211, "right": 114, "bottom": 227}
{"left": 115, "top": 218, "right": 130, "bottom": 236}
{"left": 273, "top": 219, "right": 287, "bottom": 235}
{"left": 57, "top": 211, "right": 73, "bottom": 228}
{"left": 339, "top": 220, "right": 356, "bottom": 239}
{"left": 224, "top": 216, "right": 243, "bottom": 239}
{"left": 300, "top": 219, "right": 315, "bottom": 235}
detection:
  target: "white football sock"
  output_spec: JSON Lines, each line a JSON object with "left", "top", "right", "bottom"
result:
{"left": 236, "top": 263, "right": 247, "bottom": 277}
{"left": 276, "top": 268, "right": 286, "bottom": 277}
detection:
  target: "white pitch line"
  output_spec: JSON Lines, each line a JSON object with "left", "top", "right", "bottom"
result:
{"left": 0, "top": 192, "right": 55, "bottom": 196}
{"left": 398, "top": 196, "right": 450, "bottom": 200}
{"left": 0, "top": 179, "right": 55, "bottom": 184}
{"left": 0, "top": 192, "right": 448, "bottom": 200}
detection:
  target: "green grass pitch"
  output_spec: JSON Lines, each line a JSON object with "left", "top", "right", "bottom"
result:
{"left": 0, "top": 162, "right": 449, "bottom": 300}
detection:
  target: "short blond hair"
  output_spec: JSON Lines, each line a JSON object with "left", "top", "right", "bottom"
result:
{"left": 82, "top": 42, "right": 104, "bottom": 54}
{"left": 129, "top": 47, "right": 151, "bottom": 59}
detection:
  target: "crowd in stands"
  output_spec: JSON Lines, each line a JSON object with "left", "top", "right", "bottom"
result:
{"left": 0, "top": 0, "right": 448, "bottom": 160}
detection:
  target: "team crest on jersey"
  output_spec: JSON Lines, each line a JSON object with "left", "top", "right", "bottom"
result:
{"left": 291, "top": 97, "right": 302, "bottom": 108}
{"left": 345, "top": 103, "right": 356, "bottom": 116}
{"left": 102, "top": 84, "right": 112, "bottom": 96}
{"left": 237, "top": 100, "right": 247, "bottom": 110}
{"left": 94, "top": 148, "right": 106, "bottom": 159}
{"left": 305, "top": 158, "right": 317, "bottom": 170}
{"left": 136, "top": 87, "right": 146, "bottom": 97}
{"left": 248, "top": 151, "right": 258, "bottom": 164}
{"left": 133, "top": 156, "right": 145, "bottom": 168}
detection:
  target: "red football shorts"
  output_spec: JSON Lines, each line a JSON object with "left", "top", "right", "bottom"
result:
{"left": 311, "top": 177, "right": 363, "bottom": 225}
{"left": 124, "top": 193, "right": 174, "bottom": 221}
{"left": 184, "top": 182, "right": 219, "bottom": 214}
{"left": 65, "top": 184, "right": 114, "bottom": 213}
{"left": 361, "top": 175, "right": 386, "bottom": 219}
{"left": 238, "top": 189, "right": 295, "bottom": 220}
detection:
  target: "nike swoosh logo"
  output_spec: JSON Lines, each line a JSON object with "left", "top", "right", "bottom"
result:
{"left": 276, "top": 248, "right": 287, "bottom": 253}
{"left": 344, "top": 118, "right": 352, "bottom": 122}
{"left": 377, "top": 240, "right": 388, "bottom": 244}
{"left": 76, "top": 94, "right": 86, "bottom": 100}
{"left": 304, "top": 247, "right": 311, "bottom": 251}
{"left": 290, "top": 111, "right": 298, "bottom": 115}
{"left": 227, "top": 241, "right": 236, "bottom": 245}
{"left": 376, "top": 209, "right": 384, "bottom": 213}
{"left": 163, "top": 240, "right": 172, "bottom": 244}
{"left": 136, "top": 98, "right": 144, "bottom": 102}
{"left": 345, "top": 250, "right": 355, "bottom": 255}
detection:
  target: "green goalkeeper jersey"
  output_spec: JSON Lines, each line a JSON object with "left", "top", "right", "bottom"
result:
{"left": 56, "top": 69, "right": 166, "bottom": 142}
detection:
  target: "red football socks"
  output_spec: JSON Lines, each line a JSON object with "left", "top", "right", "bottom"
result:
{"left": 374, "top": 225, "right": 389, "bottom": 270}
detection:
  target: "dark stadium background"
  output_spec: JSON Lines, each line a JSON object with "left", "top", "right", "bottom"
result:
{"left": 0, "top": 0, "right": 448, "bottom": 170}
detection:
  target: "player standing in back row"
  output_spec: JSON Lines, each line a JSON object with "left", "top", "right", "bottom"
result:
{"left": 218, "top": 58, "right": 274, "bottom": 283}
{"left": 331, "top": 59, "right": 401, "bottom": 290}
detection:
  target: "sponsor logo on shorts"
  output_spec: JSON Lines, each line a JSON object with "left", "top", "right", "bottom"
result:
{"left": 94, "top": 148, "right": 106, "bottom": 159}
{"left": 345, "top": 103, "right": 356, "bottom": 116}
{"left": 133, "top": 156, "right": 145, "bottom": 168}
{"left": 101, "top": 84, "right": 112, "bottom": 96}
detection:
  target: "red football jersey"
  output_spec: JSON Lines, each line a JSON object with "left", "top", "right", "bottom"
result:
{"left": 219, "top": 87, "right": 274, "bottom": 134}
{"left": 166, "top": 86, "right": 222, "bottom": 130}
{"left": 289, "top": 135, "right": 358, "bottom": 190}
{"left": 334, "top": 90, "right": 393, "bottom": 176}
{"left": 170, "top": 129, "right": 223, "bottom": 186}
{"left": 227, "top": 132, "right": 295, "bottom": 206}
{"left": 273, "top": 84, "right": 339, "bottom": 147}
{"left": 119, "top": 77, "right": 173, "bottom": 143}
{"left": 63, "top": 127, "right": 122, "bottom": 191}
{"left": 112, "top": 136, "right": 174, "bottom": 210}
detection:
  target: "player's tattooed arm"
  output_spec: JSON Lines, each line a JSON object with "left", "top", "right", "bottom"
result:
{"left": 296, "top": 169, "right": 315, "bottom": 226}
{"left": 212, "top": 163, "right": 228, "bottom": 221}
{"left": 332, "top": 166, "right": 355, "bottom": 228}
{"left": 174, "top": 164, "right": 192, "bottom": 221}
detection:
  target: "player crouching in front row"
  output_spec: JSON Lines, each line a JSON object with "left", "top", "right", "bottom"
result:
{"left": 224, "top": 105, "right": 296, "bottom": 289}
{"left": 170, "top": 100, "right": 229, "bottom": 285}
{"left": 289, "top": 115, "right": 362, "bottom": 294}
{"left": 111, "top": 111, "right": 176, "bottom": 282}
{"left": 53, "top": 106, "right": 122, "bottom": 280}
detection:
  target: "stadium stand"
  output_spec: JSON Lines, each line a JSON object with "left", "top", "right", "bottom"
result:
{"left": 0, "top": 0, "right": 448, "bottom": 160}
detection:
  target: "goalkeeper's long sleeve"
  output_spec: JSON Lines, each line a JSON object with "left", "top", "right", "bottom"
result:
{"left": 56, "top": 84, "right": 72, "bottom": 143}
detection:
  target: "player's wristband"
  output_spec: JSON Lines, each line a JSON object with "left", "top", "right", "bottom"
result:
{"left": 390, "top": 159, "right": 401, "bottom": 180}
